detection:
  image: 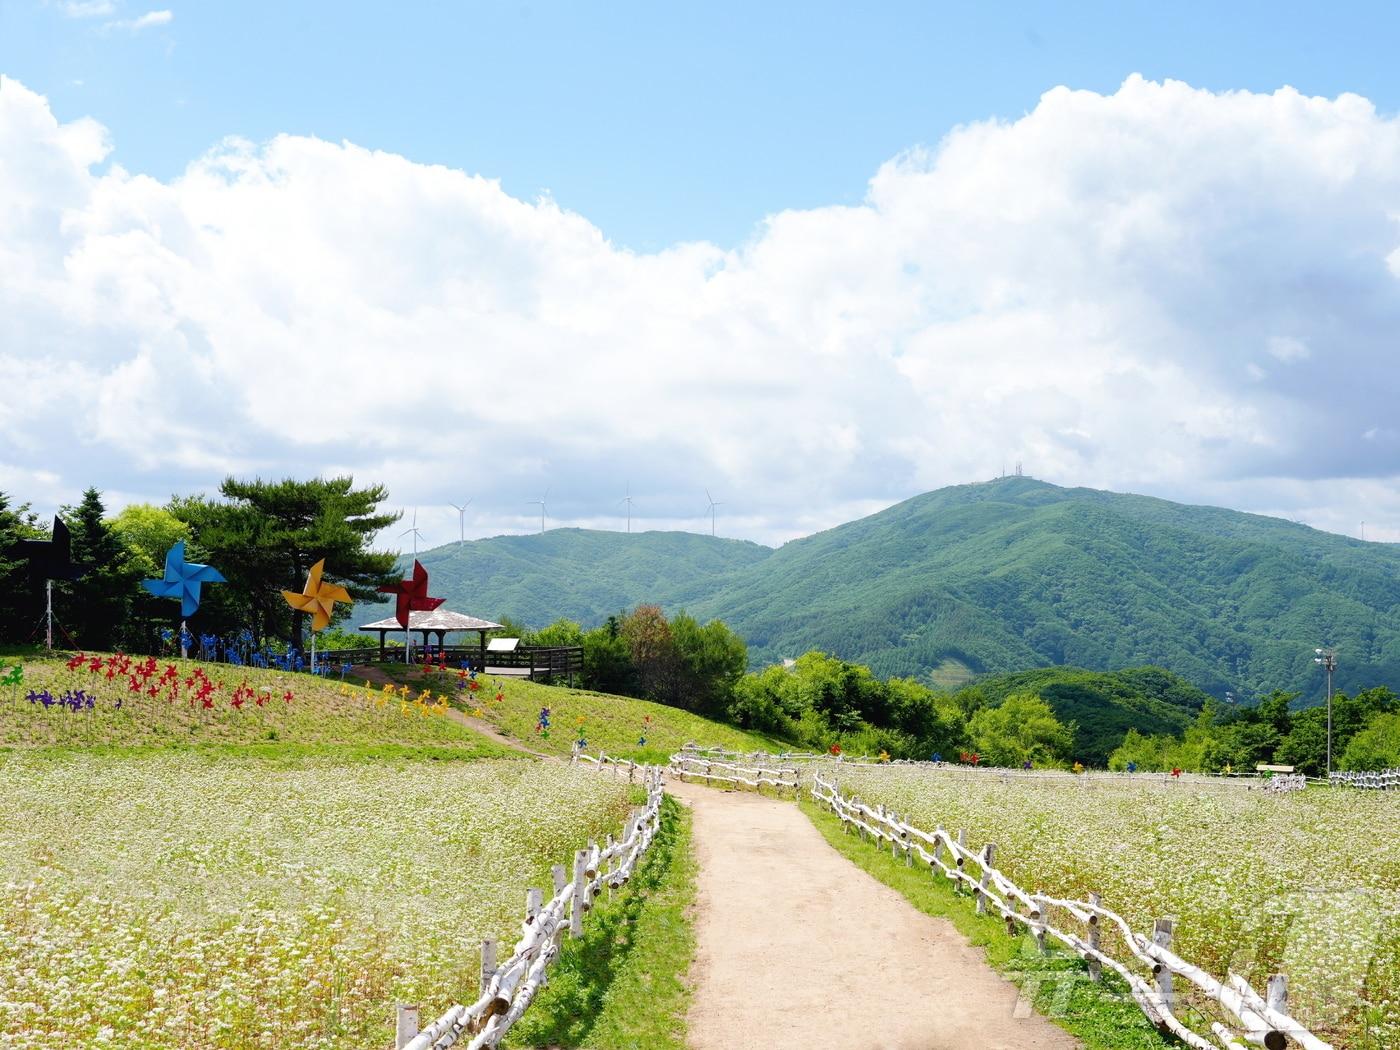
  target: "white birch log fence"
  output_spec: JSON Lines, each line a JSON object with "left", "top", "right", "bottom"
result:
{"left": 569, "top": 747, "right": 646, "bottom": 783}
{"left": 682, "top": 745, "right": 1310, "bottom": 791}
{"left": 395, "top": 768, "right": 666, "bottom": 1050}
{"left": 810, "top": 772, "right": 1332, "bottom": 1050}
{"left": 1262, "top": 774, "right": 1307, "bottom": 794}
{"left": 1328, "top": 768, "right": 1399, "bottom": 790}
{"left": 667, "top": 752, "right": 800, "bottom": 794}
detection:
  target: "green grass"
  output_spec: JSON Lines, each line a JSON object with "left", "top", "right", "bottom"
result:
{"left": 798, "top": 799, "right": 1172, "bottom": 1050}
{"left": 0, "top": 654, "right": 507, "bottom": 755}
{"left": 507, "top": 794, "right": 696, "bottom": 1050}
{"left": 443, "top": 672, "right": 791, "bottom": 762}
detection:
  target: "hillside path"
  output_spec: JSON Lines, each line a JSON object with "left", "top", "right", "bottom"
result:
{"left": 351, "top": 664, "right": 554, "bottom": 759}
{"left": 667, "top": 779, "right": 1080, "bottom": 1050}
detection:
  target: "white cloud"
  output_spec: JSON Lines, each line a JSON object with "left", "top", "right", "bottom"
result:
{"left": 106, "top": 8, "right": 172, "bottom": 31}
{"left": 58, "top": 0, "right": 116, "bottom": 18}
{"left": 3, "top": 73, "right": 1400, "bottom": 547}
{"left": 1267, "top": 336, "right": 1310, "bottom": 361}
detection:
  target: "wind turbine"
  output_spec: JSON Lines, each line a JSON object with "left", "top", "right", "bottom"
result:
{"left": 399, "top": 508, "right": 424, "bottom": 558}
{"left": 619, "top": 482, "right": 634, "bottom": 534}
{"left": 705, "top": 489, "right": 724, "bottom": 538}
{"left": 528, "top": 488, "right": 549, "bottom": 534}
{"left": 449, "top": 497, "right": 472, "bottom": 545}
{"left": 397, "top": 510, "right": 424, "bottom": 660}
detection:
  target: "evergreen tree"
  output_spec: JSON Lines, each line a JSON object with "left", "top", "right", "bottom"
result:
{"left": 59, "top": 488, "right": 137, "bottom": 651}
{"left": 0, "top": 491, "right": 43, "bottom": 642}
{"left": 172, "top": 476, "right": 400, "bottom": 647}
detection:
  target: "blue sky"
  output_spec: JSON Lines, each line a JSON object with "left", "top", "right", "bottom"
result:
{"left": 6, "top": 1, "right": 1400, "bottom": 250}
{"left": 5, "top": 2, "right": 1400, "bottom": 547}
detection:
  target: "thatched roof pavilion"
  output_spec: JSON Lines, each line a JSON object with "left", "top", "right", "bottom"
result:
{"left": 358, "top": 609, "right": 504, "bottom": 663}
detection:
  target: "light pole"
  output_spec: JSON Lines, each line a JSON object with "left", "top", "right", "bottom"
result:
{"left": 1314, "top": 647, "right": 1336, "bottom": 775}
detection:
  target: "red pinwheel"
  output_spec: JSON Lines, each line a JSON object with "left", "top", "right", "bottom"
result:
{"left": 378, "top": 560, "right": 444, "bottom": 663}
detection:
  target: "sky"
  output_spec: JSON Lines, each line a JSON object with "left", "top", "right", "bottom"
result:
{"left": 3, "top": 1, "right": 1400, "bottom": 549}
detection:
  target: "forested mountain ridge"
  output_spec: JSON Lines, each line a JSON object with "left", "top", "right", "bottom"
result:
{"left": 360, "top": 478, "right": 1400, "bottom": 704}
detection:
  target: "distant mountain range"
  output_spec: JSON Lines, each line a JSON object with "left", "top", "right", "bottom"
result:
{"left": 357, "top": 478, "right": 1400, "bottom": 704}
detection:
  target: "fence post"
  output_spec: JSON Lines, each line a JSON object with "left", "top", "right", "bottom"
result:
{"left": 395, "top": 1004, "right": 419, "bottom": 1050}
{"left": 1086, "top": 892, "right": 1102, "bottom": 982}
{"left": 570, "top": 850, "right": 587, "bottom": 937}
{"left": 1033, "top": 893, "right": 1047, "bottom": 954}
{"left": 603, "top": 834, "right": 615, "bottom": 901}
{"left": 976, "top": 843, "right": 995, "bottom": 914}
{"left": 480, "top": 939, "right": 497, "bottom": 995}
{"left": 1266, "top": 974, "right": 1287, "bottom": 1013}
{"left": 1153, "top": 918, "right": 1175, "bottom": 1009}
{"left": 525, "top": 887, "right": 542, "bottom": 925}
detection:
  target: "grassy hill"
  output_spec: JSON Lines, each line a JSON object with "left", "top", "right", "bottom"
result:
{"left": 378, "top": 478, "right": 1400, "bottom": 705}
{"left": 0, "top": 651, "right": 755, "bottom": 1046}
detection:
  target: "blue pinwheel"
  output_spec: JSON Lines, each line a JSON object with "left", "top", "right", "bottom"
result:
{"left": 142, "top": 542, "right": 226, "bottom": 617}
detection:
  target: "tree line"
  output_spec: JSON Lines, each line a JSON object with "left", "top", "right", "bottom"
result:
{"left": 1109, "top": 686, "right": 1400, "bottom": 775}
{"left": 519, "top": 610, "right": 1078, "bottom": 766}
{"left": 0, "top": 478, "right": 398, "bottom": 652}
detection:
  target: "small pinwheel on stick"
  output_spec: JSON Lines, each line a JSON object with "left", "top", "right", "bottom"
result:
{"left": 535, "top": 706, "right": 551, "bottom": 738}
{"left": 2, "top": 662, "right": 23, "bottom": 711}
{"left": 280, "top": 559, "right": 352, "bottom": 673}
{"left": 637, "top": 713, "right": 651, "bottom": 747}
{"left": 142, "top": 542, "right": 225, "bottom": 656}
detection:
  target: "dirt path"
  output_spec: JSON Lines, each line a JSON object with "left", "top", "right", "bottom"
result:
{"left": 669, "top": 779, "right": 1080, "bottom": 1050}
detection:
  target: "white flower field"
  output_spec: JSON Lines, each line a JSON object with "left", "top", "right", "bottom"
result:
{"left": 0, "top": 755, "right": 633, "bottom": 1048}
{"left": 832, "top": 766, "right": 1400, "bottom": 1047}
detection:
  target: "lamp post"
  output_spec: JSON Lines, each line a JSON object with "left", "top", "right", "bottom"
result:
{"left": 1314, "top": 647, "right": 1337, "bottom": 775}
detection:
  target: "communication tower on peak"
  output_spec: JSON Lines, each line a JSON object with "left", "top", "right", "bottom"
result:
{"left": 1015, "top": 461, "right": 1022, "bottom": 477}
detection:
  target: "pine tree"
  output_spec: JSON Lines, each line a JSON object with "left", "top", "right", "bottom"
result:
{"left": 60, "top": 488, "right": 137, "bottom": 651}
{"left": 172, "top": 476, "right": 400, "bottom": 647}
{"left": 0, "top": 491, "right": 43, "bottom": 643}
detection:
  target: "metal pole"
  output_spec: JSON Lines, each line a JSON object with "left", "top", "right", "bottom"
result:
{"left": 45, "top": 579, "right": 53, "bottom": 651}
{"left": 1326, "top": 659, "right": 1334, "bottom": 776}
{"left": 1316, "top": 647, "right": 1336, "bottom": 776}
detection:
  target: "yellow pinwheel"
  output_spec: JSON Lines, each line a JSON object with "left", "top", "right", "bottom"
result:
{"left": 281, "top": 560, "right": 352, "bottom": 632}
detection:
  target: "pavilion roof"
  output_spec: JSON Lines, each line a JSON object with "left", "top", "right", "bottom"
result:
{"left": 358, "top": 609, "right": 504, "bottom": 633}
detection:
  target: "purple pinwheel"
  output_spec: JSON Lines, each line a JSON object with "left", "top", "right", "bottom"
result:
{"left": 142, "top": 542, "right": 226, "bottom": 618}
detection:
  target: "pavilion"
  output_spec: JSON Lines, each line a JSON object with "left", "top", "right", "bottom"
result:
{"left": 358, "top": 608, "right": 504, "bottom": 666}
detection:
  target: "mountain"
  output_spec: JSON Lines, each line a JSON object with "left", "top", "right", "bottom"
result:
{"left": 355, "top": 528, "right": 771, "bottom": 630}
{"left": 688, "top": 477, "right": 1400, "bottom": 703}
{"left": 360, "top": 478, "right": 1400, "bottom": 704}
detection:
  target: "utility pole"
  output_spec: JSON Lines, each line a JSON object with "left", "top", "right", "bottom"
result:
{"left": 1314, "top": 647, "right": 1337, "bottom": 775}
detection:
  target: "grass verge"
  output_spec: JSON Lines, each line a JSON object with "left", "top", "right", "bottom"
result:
{"left": 798, "top": 798, "right": 1173, "bottom": 1050}
{"left": 507, "top": 794, "right": 696, "bottom": 1050}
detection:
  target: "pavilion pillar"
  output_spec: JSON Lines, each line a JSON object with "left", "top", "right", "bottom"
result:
{"left": 479, "top": 630, "right": 487, "bottom": 674}
{"left": 377, "top": 630, "right": 386, "bottom": 661}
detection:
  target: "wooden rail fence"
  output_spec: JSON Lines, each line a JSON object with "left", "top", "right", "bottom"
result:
{"left": 680, "top": 745, "right": 1318, "bottom": 791}
{"left": 395, "top": 768, "right": 665, "bottom": 1050}
{"left": 667, "top": 751, "right": 800, "bottom": 794}
{"left": 1329, "top": 768, "right": 1399, "bottom": 790}
{"left": 810, "top": 772, "right": 1331, "bottom": 1050}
